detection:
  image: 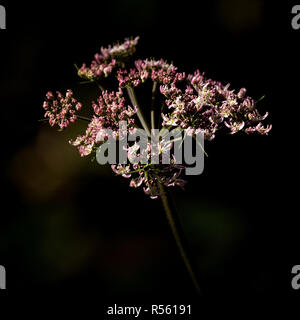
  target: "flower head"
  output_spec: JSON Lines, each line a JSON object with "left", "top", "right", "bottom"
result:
{"left": 78, "top": 37, "right": 139, "bottom": 81}
{"left": 117, "top": 59, "right": 185, "bottom": 88}
{"left": 43, "top": 90, "right": 82, "bottom": 130}
{"left": 160, "top": 70, "right": 272, "bottom": 140}
{"left": 69, "top": 88, "right": 137, "bottom": 157}
{"left": 100, "top": 36, "right": 139, "bottom": 61}
{"left": 42, "top": 36, "right": 272, "bottom": 199}
{"left": 112, "top": 140, "right": 186, "bottom": 199}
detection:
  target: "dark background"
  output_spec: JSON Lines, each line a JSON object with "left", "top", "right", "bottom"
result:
{"left": 0, "top": 0, "right": 297, "bottom": 312}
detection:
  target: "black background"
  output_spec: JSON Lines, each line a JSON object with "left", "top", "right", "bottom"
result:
{"left": 0, "top": 0, "right": 297, "bottom": 314}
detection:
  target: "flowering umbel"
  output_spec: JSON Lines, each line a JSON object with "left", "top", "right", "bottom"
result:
{"left": 112, "top": 140, "right": 187, "bottom": 199}
{"left": 160, "top": 70, "right": 272, "bottom": 140}
{"left": 69, "top": 88, "right": 137, "bottom": 157}
{"left": 78, "top": 37, "right": 139, "bottom": 81}
{"left": 42, "top": 36, "right": 272, "bottom": 199}
{"left": 43, "top": 90, "right": 82, "bottom": 130}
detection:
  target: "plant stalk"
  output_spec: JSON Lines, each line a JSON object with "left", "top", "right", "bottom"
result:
{"left": 77, "top": 115, "right": 92, "bottom": 122}
{"left": 96, "top": 82, "right": 105, "bottom": 92}
{"left": 158, "top": 182, "right": 201, "bottom": 294}
{"left": 127, "top": 87, "right": 151, "bottom": 137}
{"left": 151, "top": 81, "right": 157, "bottom": 131}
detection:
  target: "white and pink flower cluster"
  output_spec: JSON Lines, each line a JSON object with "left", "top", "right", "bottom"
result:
{"left": 69, "top": 89, "right": 137, "bottom": 157}
{"left": 112, "top": 140, "right": 186, "bottom": 199}
{"left": 160, "top": 70, "right": 272, "bottom": 140}
{"left": 42, "top": 36, "right": 272, "bottom": 199}
{"left": 43, "top": 90, "right": 82, "bottom": 130}
{"left": 117, "top": 58, "right": 185, "bottom": 88}
{"left": 78, "top": 37, "right": 139, "bottom": 81}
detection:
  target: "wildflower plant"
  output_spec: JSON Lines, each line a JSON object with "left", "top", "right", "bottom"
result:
{"left": 42, "top": 37, "right": 271, "bottom": 294}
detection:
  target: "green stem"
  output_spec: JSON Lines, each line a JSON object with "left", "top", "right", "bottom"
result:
{"left": 158, "top": 182, "right": 201, "bottom": 294}
{"left": 96, "top": 82, "right": 105, "bottom": 92}
{"left": 151, "top": 81, "right": 157, "bottom": 132}
{"left": 78, "top": 78, "right": 104, "bottom": 92}
{"left": 77, "top": 115, "right": 91, "bottom": 122}
{"left": 127, "top": 87, "right": 151, "bottom": 137}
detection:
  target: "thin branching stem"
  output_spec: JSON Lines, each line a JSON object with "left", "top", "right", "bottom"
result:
{"left": 152, "top": 89, "right": 201, "bottom": 294}
{"left": 77, "top": 115, "right": 92, "bottom": 122}
{"left": 39, "top": 115, "right": 91, "bottom": 123}
{"left": 126, "top": 86, "right": 151, "bottom": 137}
{"left": 158, "top": 182, "right": 201, "bottom": 295}
{"left": 151, "top": 81, "right": 157, "bottom": 131}
{"left": 96, "top": 82, "right": 105, "bottom": 92}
